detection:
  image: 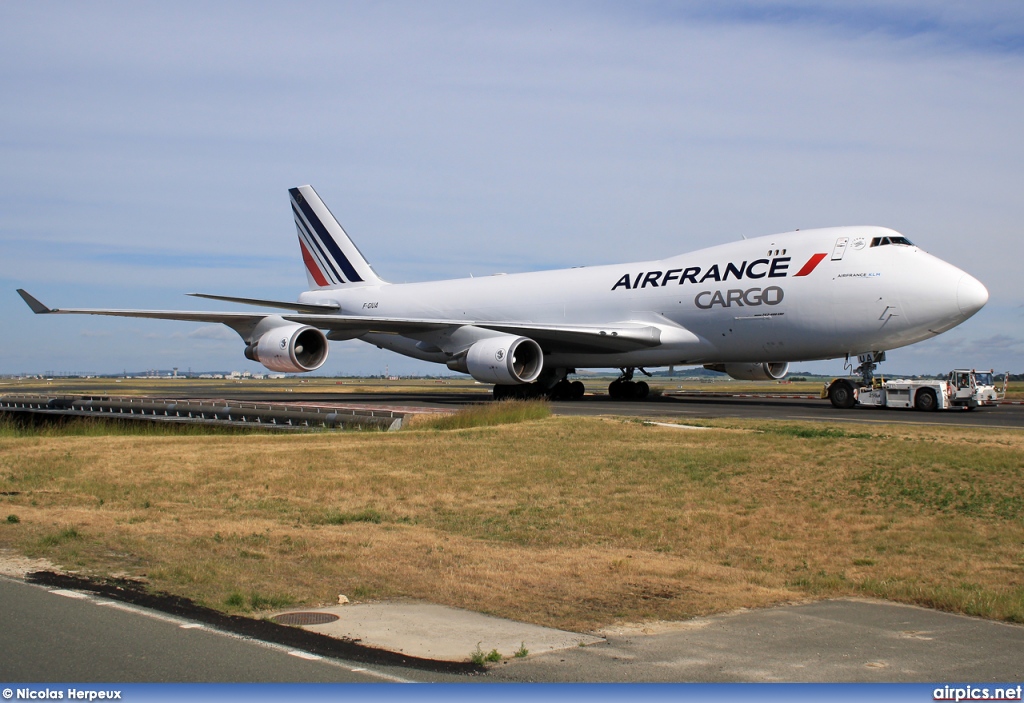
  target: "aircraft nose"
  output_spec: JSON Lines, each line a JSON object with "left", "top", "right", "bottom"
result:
{"left": 956, "top": 273, "right": 988, "bottom": 318}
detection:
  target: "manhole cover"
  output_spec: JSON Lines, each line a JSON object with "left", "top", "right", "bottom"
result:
{"left": 273, "top": 612, "right": 340, "bottom": 626}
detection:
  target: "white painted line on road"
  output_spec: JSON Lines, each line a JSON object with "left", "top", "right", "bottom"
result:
{"left": 95, "top": 601, "right": 147, "bottom": 613}
{"left": 288, "top": 650, "right": 322, "bottom": 660}
{"left": 51, "top": 589, "right": 90, "bottom": 599}
{"left": 644, "top": 421, "right": 713, "bottom": 430}
{"left": 180, "top": 623, "right": 205, "bottom": 629}
{"left": 93, "top": 598, "right": 197, "bottom": 626}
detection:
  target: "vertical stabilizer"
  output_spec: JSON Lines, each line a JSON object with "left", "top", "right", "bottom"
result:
{"left": 289, "top": 185, "right": 384, "bottom": 289}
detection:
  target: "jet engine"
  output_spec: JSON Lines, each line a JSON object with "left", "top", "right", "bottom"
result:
{"left": 244, "top": 324, "right": 328, "bottom": 373}
{"left": 448, "top": 335, "right": 544, "bottom": 385}
{"left": 704, "top": 362, "right": 790, "bottom": 381}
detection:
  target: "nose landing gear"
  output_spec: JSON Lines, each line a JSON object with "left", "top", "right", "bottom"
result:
{"left": 608, "top": 367, "right": 651, "bottom": 401}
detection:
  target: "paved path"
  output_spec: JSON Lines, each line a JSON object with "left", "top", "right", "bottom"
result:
{"left": 5, "top": 576, "right": 1024, "bottom": 683}
{"left": 491, "top": 599, "right": 1024, "bottom": 682}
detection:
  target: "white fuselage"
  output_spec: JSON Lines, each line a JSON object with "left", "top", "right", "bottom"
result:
{"left": 298, "top": 226, "right": 987, "bottom": 370}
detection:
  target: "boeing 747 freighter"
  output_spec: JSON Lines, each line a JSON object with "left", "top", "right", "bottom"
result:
{"left": 18, "top": 185, "right": 988, "bottom": 402}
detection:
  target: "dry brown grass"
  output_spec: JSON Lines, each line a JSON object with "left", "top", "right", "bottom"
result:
{"left": 1, "top": 415, "right": 1022, "bottom": 631}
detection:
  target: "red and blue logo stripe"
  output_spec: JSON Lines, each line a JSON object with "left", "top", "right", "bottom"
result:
{"left": 290, "top": 188, "right": 364, "bottom": 286}
{"left": 794, "top": 253, "right": 827, "bottom": 277}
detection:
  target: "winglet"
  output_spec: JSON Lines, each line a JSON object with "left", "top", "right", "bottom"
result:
{"left": 16, "top": 289, "right": 54, "bottom": 314}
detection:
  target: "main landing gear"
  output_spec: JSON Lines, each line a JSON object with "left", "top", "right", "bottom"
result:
{"left": 608, "top": 367, "right": 650, "bottom": 401}
{"left": 492, "top": 367, "right": 585, "bottom": 401}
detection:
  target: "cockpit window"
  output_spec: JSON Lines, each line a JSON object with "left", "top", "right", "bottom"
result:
{"left": 870, "top": 236, "right": 914, "bottom": 247}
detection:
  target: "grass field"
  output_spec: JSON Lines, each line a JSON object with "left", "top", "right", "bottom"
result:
{"left": 1, "top": 403, "right": 1022, "bottom": 631}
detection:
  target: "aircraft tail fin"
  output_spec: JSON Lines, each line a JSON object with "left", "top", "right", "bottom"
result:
{"left": 289, "top": 185, "right": 384, "bottom": 289}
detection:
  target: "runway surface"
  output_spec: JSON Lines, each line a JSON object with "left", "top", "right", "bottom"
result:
{"left": 561, "top": 393, "right": 1024, "bottom": 429}
{"left": 142, "top": 386, "right": 1024, "bottom": 429}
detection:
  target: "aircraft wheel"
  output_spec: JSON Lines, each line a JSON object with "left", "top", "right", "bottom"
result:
{"left": 608, "top": 380, "right": 623, "bottom": 399}
{"left": 493, "top": 384, "right": 512, "bottom": 400}
{"left": 633, "top": 381, "right": 650, "bottom": 400}
{"left": 914, "top": 388, "right": 938, "bottom": 411}
{"left": 828, "top": 380, "right": 856, "bottom": 409}
{"left": 550, "top": 379, "right": 572, "bottom": 400}
{"left": 570, "top": 381, "right": 585, "bottom": 400}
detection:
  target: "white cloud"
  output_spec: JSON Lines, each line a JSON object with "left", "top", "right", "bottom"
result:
{"left": 1, "top": 3, "right": 1022, "bottom": 374}
{"left": 186, "top": 325, "right": 239, "bottom": 341}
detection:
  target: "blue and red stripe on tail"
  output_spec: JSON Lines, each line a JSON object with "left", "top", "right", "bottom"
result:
{"left": 289, "top": 186, "right": 383, "bottom": 289}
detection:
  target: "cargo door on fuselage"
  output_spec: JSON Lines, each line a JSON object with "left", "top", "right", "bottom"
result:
{"left": 831, "top": 237, "right": 849, "bottom": 261}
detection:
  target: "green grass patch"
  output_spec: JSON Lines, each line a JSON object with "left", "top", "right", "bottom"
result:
{"left": 0, "top": 416, "right": 268, "bottom": 438}
{"left": 38, "top": 527, "right": 82, "bottom": 548}
{"left": 317, "top": 508, "right": 386, "bottom": 525}
{"left": 469, "top": 644, "right": 503, "bottom": 665}
{"left": 224, "top": 589, "right": 295, "bottom": 611}
{"left": 854, "top": 456, "right": 1024, "bottom": 519}
{"left": 858, "top": 578, "right": 1024, "bottom": 623}
{"left": 759, "top": 424, "right": 873, "bottom": 439}
{"left": 412, "top": 400, "right": 550, "bottom": 430}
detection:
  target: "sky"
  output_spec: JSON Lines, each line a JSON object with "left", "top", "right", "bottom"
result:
{"left": 1, "top": 1, "right": 1022, "bottom": 377}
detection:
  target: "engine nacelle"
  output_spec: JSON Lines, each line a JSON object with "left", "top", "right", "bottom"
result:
{"left": 448, "top": 335, "right": 544, "bottom": 385}
{"left": 245, "top": 324, "right": 328, "bottom": 373}
{"left": 704, "top": 362, "right": 790, "bottom": 381}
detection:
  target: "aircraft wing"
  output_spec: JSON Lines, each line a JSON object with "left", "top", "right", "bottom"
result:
{"left": 17, "top": 289, "right": 687, "bottom": 353}
{"left": 472, "top": 321, "right": 669, "bottom": 353}
{"left": 186, "top": 292, "right": 340, "bottom": 313}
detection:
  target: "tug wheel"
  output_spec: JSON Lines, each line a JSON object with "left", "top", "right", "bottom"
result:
{"left": 828, "top": 380, "right": 856, "bottom": 409}
{"left": 914, "top": 388, "right": 938, "bottom": 412}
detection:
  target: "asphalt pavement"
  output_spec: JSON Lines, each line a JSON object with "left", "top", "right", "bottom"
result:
{"left": 491, "top": 598, "right": 1024, "bottom": 682}
{"left": 0, "top": 577, "right": 439, "bottom": 683}
{"left": 209, "top": 390, "right": 1024, "bottom": 429}
{"left": 5, "top": 576, "right": 1023, "bottom": 683}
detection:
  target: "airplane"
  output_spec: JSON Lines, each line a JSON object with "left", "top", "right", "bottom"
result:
{"left": 17, "top": 185, "right": 989, "bottom": 403}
